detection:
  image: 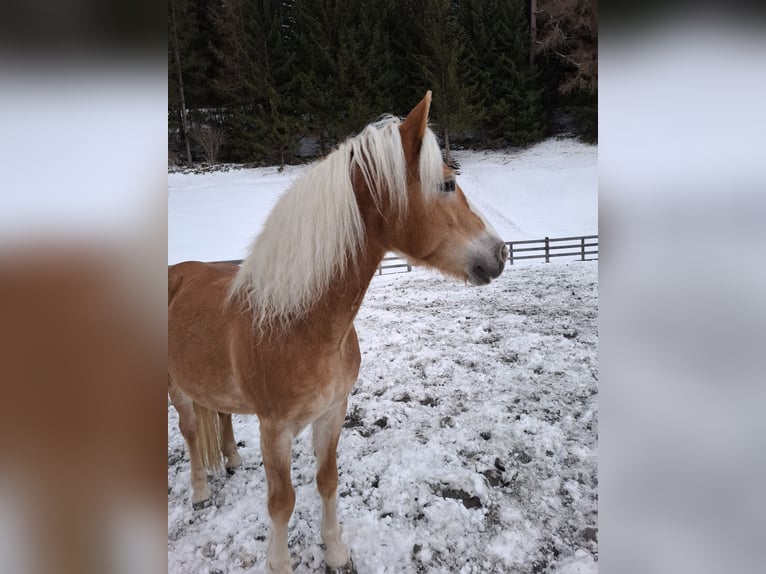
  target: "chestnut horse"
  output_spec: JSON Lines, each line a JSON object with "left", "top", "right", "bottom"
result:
{"left": 168, "top": 92, "right": 507, "bottom": 573}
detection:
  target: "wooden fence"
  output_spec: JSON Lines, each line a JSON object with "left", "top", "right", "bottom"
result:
{"left": 213, "top": 234, "right": 597, "bottom": 276}
{"left": 377, "top": 254, "right": 411, "bottom": 275}
{"left": 378, "top": 234, "right": 598, "bottom": 274}
{"left": 506, "top": 234, "right": 598, "bottom": 265}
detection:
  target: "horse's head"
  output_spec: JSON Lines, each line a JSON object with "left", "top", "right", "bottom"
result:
{"left": 391, "top": 91, "right": 508, "bottom": 285}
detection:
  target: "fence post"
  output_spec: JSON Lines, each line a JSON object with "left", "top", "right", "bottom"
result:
{"left": 581, "top": 236, "right": 585, "bottom": 261}
{"left": 545, "top": 237, "right": 550, "bottom": 263}
{"left": 508, "top": 242, "right": 513, "bottom": 265}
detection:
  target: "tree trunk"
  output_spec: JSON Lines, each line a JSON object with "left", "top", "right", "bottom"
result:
{"left": 170, "top": 0, "right": 193, "bottom": 167}
{"left": 529, "top": 0, "right": 537, "bottom": 65}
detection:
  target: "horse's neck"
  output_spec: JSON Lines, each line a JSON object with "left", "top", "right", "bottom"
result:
{"left": 304, "top": 177, "right": 390, "bottom": 341}
{"left": 306, "top": 237, "right": 386, "bottom": 342}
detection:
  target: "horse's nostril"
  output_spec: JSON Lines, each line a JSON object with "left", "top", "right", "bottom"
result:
{"left": 500, "top": 243, "right": 509, "bottom": 261}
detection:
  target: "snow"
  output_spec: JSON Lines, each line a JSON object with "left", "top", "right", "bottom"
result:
{"left": 168, "top": 138, "right": 597, "bottom": 264}
{"left": 168, "top": 137, "right": 598, "bottom": 572}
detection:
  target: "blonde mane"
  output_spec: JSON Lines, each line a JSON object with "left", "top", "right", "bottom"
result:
{"left": 228, "top": 116, "right": 443, "bottom": 332}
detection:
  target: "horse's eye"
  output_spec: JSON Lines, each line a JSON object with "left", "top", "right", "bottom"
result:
{"left": 439, "top": 179, "right": 455, "bottom": 193}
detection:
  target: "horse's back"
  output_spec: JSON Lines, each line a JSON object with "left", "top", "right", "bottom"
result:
{"left": 168, "top": 261, "right": 238, "bottom": 306}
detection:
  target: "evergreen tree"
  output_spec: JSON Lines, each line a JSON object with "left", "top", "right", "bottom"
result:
{"left": 460, "top": 0, "right": 546, "bottom": 147}
{"left": 291, "top": 0, "right": 341, "bottom": 151}
{"left": 293, "top": 0, "right": 401, "bottom": 150}
{"left": 211, "top": 0, "right": 299, "bottom": 165}
{"left": 412, "top": 0, "right": 474, "bottom": 164}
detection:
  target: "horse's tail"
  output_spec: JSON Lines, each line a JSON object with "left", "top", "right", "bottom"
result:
{"left": 192, "top": 402, "right": 224, "bottom": 471}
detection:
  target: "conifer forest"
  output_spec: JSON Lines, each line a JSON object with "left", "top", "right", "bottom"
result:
{"left": 168, "top": 0, "right": 597, "bottom": 166}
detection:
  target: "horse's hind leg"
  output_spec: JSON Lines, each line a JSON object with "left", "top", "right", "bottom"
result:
{"left": 168, "top": 378, "right": 211, "bottom": 507}
{"left": 218, "top": 413, "right": 242, "bottom": 473}
{"left": 313, "top": 399, "right": 352, "bottom": 570}
{"left": 260, "top": 421, "right": 296, "bottom": 574}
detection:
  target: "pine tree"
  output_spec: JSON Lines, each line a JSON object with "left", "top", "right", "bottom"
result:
{"left": 457, "top": 0, "right": 494, "bottom": 142}
{"left": 460, "top": 0, "right": 546, "bottom": 147}
{"left": 488, "top": 0, "right": 546, "bottom": 145}
{"left": 291, "top": 0, "right": 341, "bottom": 151}
{"left": 413, "top": 0, "right": 475, "bottom": 164}
{"left": 293, "top": 0, "right": 401, "bottom": 149}
{"left": 211, "top": 0, "right": 299, "bottom": 165}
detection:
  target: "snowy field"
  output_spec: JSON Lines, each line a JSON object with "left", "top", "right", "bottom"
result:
{"left": 168, "top": 138, "right": 598, "bottom": 573}
{"left": 168, "top": 138, "right": 597, "bottom": 264}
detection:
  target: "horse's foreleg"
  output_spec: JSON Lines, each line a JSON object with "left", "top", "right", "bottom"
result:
{"left": 312, "top": 399, "right": 352, "bottom": 569}
{"left": 260, "top": 422, "right": 296, "bottom": 574}
{"left": 218, "top": 413, "right": 242, "bottom": 473}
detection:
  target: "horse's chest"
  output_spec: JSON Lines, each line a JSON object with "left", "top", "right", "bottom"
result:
{"left": 246, "top": 341, "right": 359, "bottom": 420}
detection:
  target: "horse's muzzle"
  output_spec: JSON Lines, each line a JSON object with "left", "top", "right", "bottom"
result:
{"left": 467, "top": 239, "right": 507, "bottom": 285}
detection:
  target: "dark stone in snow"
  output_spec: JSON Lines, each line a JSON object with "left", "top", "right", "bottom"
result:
{"left": 439, "top": 486, "right": 483, "bottom": 509}
{"left": 513, "top": 449, "right": 532, "bottom": 464}
{"left": 461, "top": 496, "right": 482, "bottom": 509}
{"left": 583, "top": 527, "right": 598, "bottom": 542}
{"left": 481, "top": 468, "right": 505, "bottom": 487}
{"left": 480, "top": 431, "right": 492, "bottom": 440}
{"left": 494, "top": 457, "right": 506, "bottom": 471}
{"left": 343, "top": 409, "right": 364, "bottom": 428}
{"left": 374, "top": 417, "right": 388, "bottom": 428}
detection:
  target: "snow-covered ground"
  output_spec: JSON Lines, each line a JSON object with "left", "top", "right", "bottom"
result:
{"left": 168, "top": 137, "right": 598, "bottom": 573}
{"left": 168, "top": 264, "right": 598, "bottom": 573}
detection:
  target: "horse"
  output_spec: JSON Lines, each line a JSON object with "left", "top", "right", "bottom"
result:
{"left": 168, "top": 91, "right": 508, "bottom": 573}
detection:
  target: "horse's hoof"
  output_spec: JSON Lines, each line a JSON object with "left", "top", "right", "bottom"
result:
{"left": 326, "top": 558, "right": 356, "bottom": 574}
{"left": 192, "top": 498, "right": 211, "bottom": 511}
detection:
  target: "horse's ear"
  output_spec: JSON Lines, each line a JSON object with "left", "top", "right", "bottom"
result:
{"left": 400, "top": 90, "right": 432, "bottom": 155}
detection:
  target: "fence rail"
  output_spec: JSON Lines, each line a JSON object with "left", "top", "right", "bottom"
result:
{"left": 212, "top": 234, "right": 597, "bottom": 275}
{"left": 378, "top": 254, "right": 411, "bottom": 275}
{"left": 506, "top": 234, "right": 599, "bottom": 265}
